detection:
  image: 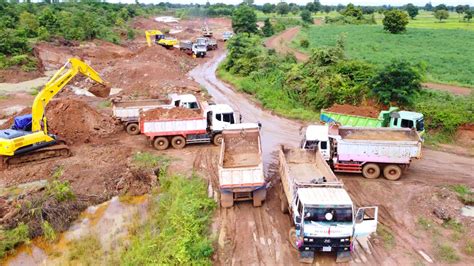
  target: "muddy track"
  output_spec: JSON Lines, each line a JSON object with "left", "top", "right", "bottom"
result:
{"left": 265, "top": 26, "right": 472, "bottom": 96}
{"left": 190, "top": 50, "right": 474, "bottom": 265}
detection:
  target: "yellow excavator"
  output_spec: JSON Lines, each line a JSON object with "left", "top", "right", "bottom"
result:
{"left": 0, "top": 58, "right": 110, "bottom": 168}
{"left": 145, "top": 30, "right": 178, "bottom": 48}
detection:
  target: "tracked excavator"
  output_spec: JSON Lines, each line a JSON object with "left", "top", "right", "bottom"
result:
{"left": 145, "top": 30, "right": 178, "bottom": 48}
{"left": 0, "top": 58, "right": 110, "bottom": 168}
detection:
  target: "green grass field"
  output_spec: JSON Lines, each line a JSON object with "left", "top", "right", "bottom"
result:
{"left": 294, "top": 25, "right": 474, "bottom": 87}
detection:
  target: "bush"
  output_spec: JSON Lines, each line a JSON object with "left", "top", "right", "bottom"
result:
{"left": 261, "top": 18, "right": 274, "bottom": 37}
{"left": 300, "top": 39, "right": 309, "bottom": 48}
{"left": 224, "top": 33, "right": 265, "bottom": 76}
{"left": 0, "top": 28, "right": 30, "bottom": 55}
{"left": 46, "top": 177, "right": 75, "bottom": 202}
{"left": 0, "top": 223, "right": 30, "bottom": 258}
{"left": 434, "top": 10, "right": 450, "bottom": 22}
{"left": 231, "top": 4, "right": 258, "bottom": 34}
{"left": 383, "top": 10, "right": 409, "bottom": 34}
{"left": 301, "top": 10, "right": 313, "bottom": 24}
{"left": 369, "top": 60, "right": 422, "bottom": 106}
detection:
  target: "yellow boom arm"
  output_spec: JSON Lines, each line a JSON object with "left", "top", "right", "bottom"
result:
{"left": 31, "top": 58, "right": 106, "bottom": 133}
{"left": 145, "top": 30, "right": 163, "bottom": 47}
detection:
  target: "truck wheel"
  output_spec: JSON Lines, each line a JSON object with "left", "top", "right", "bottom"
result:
{"left": 253, "top": 189, "right": 266, "bottom": 207}
{"left": 171, "top": 136, "right": 186, "bottom": 149}
{"left": 280, "top": 185, "right": 289, "bottom": 214}
{"left": 221, "top": 193, "right": 234, "bottom": 208}
{"left": 288, "top": 228, "right": 298, "bottom": 249}
{"left": 383, "top": 165, "right": 402, "bottom": 181}
{"left": 126, "top": 123, "right": 140, "bottom": 135}
{"left": 153, "top": 137, "right": 169, "bottom": 150}
{"left": 213, "top": 134, "right": 223, "bottom": 146}
{"left": 362, "top": 163, "right": 380, "bottom": 179}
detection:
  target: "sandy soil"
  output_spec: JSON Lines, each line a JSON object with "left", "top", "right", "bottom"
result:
{"left": 326, "top": 104, "right": 380, "bottom": 118}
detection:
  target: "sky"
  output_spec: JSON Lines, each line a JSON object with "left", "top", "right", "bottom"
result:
{"left": 110, "top": 0, "right": 474, "bottom": 6}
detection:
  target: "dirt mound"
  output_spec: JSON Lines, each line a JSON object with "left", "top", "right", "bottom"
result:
{"left": 326, "top": 104, "right": 380, "bottom": 118}
{"left": 0, "top": 68, "right": 43, "bottom": 83}
{"left": 45, "top": 98, "right": 119, "bottom": 144}
{"left": 141, "top": 107, "right": 201, "bottom": 120}
{"left": 456, "top": 123, "right": 474, "bottom": 150}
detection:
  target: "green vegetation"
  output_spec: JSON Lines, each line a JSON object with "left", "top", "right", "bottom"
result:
{"left": 465, "top": 239, "right": 474, "bottom": 256}
{"left": 436, "top": 243, "right": 460, "bottom": 263}
{"left": 231, "top": 4, "right": 258, "bottom": 34}
{"left": 262, "top": 18, "right": 274, "bottom": 37}
{"left": 417, "top": 217, "right": 434, "bottom": 230}
{"left": 120, "top": 174, "right": 216, "bottom": 265}
{"left": 132, "top": 152, "right": 170, "bottom": 170}
{"left": 383, "top": 9, "right": 409, "bottom": 34}
{"left": 68, "top": 235, "right": 104, "bottom": 264}
{"left": 376, "top": 224, "right": 395, "bottom": 249}
{"left": 449, "top": 184, "right": 474, "bottom": 205}
{"left": 406, "top": 4, "right": 419, "bottom": 19}
{"left": 300, "top": 9, "right": 313, "bottom": 24}
{"left": 41, "top": 221, "right": 57, "bottom": 242}
{"left": 0, "top": 223, "right": 30, "bottom": 258}
{"left": 295, "top": 25, "right": 474, "bottom": 87}
{"left": 98, "top": 100, "right": 112, "bottom": 109}
{"left": 435, "top": 10, "right": 450, "bottom": 22}
{"left": 46, "top": 178, "right": 75, "bottom": 202}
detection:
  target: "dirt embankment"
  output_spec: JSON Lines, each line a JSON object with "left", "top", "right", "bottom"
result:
{"left": 325, "top": 104, "right": 380, "bottom": 118}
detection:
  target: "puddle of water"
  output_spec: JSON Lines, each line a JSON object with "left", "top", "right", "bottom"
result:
{"left": 2, "top": 195, "right": 150, "bottom": 266}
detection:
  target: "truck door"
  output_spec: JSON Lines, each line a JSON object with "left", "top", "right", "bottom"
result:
{"left": 354, "top": 207, "right": 378, "bottom": 237}
{"left": 318, "top": 141, "right": 330, "bottom": 161}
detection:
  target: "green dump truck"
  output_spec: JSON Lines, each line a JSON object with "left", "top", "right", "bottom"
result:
{"left": 320, "top": 107, "right": 425, "bottom": 135}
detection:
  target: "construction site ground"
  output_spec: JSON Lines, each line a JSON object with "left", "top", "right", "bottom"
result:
{"left": 1, "top": 17, "right": 473, "bottom": 265}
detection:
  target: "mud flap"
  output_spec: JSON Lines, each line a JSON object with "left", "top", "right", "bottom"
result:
{"left": 336, "top": 250, "right": 351, "bottom": 263}
{"left": 299, "top": 251, "right": 314, "bottom": 264}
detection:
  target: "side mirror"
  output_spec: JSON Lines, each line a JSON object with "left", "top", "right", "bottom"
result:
{"left": 355, "top": 209, "right": 364, "bottom": 223}
{"left": 295, "top": 215, "right": 301, "bottom": 224}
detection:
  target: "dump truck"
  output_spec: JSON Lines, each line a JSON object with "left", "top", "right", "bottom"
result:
{"left": 320, "top": 107, "right": 425, "bottom": 135}
{"left": 207, "top": 38, "right": 218, "bottom": 50}
{"left": 112, "top": 94, "right": 199, "bottom": 135}
{"left": 279, "top": 146, "right": 378, "bottom": 263}
{"left": 202, "top": 25, "right": 213, "bottom": 37}
{"left": 301, "top": 125, "right": 422, "bottom": 180}
{"left": 218, "top": 124, "right": 266, "bottom": 208}
{"left": 179, "top": 40, "right": 207, "bottom": 57}
{"left": 140, "top": 103, "right": 241, "bottom": 150}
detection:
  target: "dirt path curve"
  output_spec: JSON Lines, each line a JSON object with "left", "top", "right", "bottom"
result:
{"left": 189, "top": 51, "right": 474, "bottom": 265}
{"left": 265, "top": 26, "right": 472, "bottom": 96}
{"left": 264, "top": 27, "right": 309, "bottom": 62}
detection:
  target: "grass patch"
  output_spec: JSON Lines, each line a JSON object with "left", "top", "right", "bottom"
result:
{"left": 376, "top": 224, "right": 395, "bottom": 249}
{"left": 0, "top": 223, "right": 30, "bottom": 259}
{"left": 68, "top": 235, "right": 104, "bottom": 264}
{"left": 41, "top": 221, "right": 57, "bottom": 243}
{"left": 120, "top": 174, "right": 216, "bottom": 265}
{"left": 0, "top": 94, "right": 10, "bottom": 100}
{"left": 450, "top": 184, "right": 474, "bottom": 205}
{"left": 417, "top": 217, "right": 434, "bottom": 231}
{"left": 436, "top": 243, "right": 460, "bottom": 263}
{"left": 295, "top": 24, "right": 474, "bottom": 87}
{"left": 217, "top": 65, "right": 319, "bottom": 121}
{"left": 132, "top": 152, "right": 170, "bottom": 170}
{"left": 465, "top": 239, "right": 474, "bottom": 256}
{"left": 98, "top": 100, "right": 111, "bottom": 108}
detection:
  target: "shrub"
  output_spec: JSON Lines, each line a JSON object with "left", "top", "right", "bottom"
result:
{"left": 0, "top": 223, "right": 30, "bottom": 258}
{"left": 132, "top": 152, "right": 170, "bottom": 172}
{"left": 0, "top": 28, "right": 30, "bottom": 55}
{"left": 383, "top": 10, "right": 409, "bottom": 34}
{"left": 434, "top": 10, "right": 449, "bottom": 22}
{"left": 301, "top": 10, "right": 313, "bottom": 24}
{"left": 261, "top": 18, "right": 274, "bottom": 37}
{"left": 46, "top": 173, "right": 75, "bottom": 202}
{"left": 41, "top": 221, "right": 57, "bottom": 242}
{"left": 224, "top": 33, "right": 265, "bottom": 76}
{"left": 369, "top": 60, "right": 422, "bottom": 106}
{"left": 231, "top": 4, "right": 258, "bottom": 34}
{"left": 300, "top": 39, "right": 309, "bottom": 48}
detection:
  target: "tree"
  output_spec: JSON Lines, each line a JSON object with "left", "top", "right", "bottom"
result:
{"left": 290, "top": 5, "right": 299, "bottom": 15}
{"left": 455, "top": 4, "right": 466, "bottom": 15}
{"left": 261, "top": 18, "right": 274, "bottom": 37}
{"left": 369, "top": 60, "right": 422, "bottom": 106}
{"left": 276, "top": 2, "right": 289, "bottom": 16}
{"left": 262, "top": 3, "right": 274, "bottom": 14}
{"left": 300, "top": 9, "right": 313, "bottom": 24}
{"left": 383, "top": 10, "right": 409, "bottom": 34}
{"left": 225, "top": 33, "right": 264, "bottom": 75}
{"left": 464, "top": 10, "right": 473, "bottom": 22}
{"left": 312, "top": 0, "right": 321, "bottom": 13}
{"left": 231, "top": 4, "right": 258, "bottom": 34}
{"left": 19, "top": 11, "right": 39, "bottom": 37}
{"left": 424, "top": 2, "right": 433, "bottom": 11}
{"left": 243, "top": 0, "right": 254, "bottom": 5}
{"left": 434, "top": 9, "right": 449, "bottom": 22}
{"left": 341, "top": 3, "right": 363, "bottom": 19}
{"left": 323, "top": 5, "right": 331, "bottom": 14}
{"left": 434, "top": 4, "right": 448, "bottom": 11}
{"left": 405, "top": 3, "right": 419, "bottom": 19}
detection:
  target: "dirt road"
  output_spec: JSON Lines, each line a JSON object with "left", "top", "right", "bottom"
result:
{"left": 266, "top": 26, "right": 472, "bottom": 96}
{"left": 191, "top": 51, "right": 474, "bottom": 265}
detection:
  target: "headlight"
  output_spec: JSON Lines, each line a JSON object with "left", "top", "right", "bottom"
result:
{"left": 340, "top": 239, "right": 345, "bottom": 242}
{"left": 309, "top": 238, "right": 314, "bottom": 242}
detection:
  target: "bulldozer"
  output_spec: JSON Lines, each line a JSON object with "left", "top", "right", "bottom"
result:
{"left": 145, "top": 30, "right": 178, "bottom": 49}
{"left": 0, "top": 58, "right": 110, "bottom": 168}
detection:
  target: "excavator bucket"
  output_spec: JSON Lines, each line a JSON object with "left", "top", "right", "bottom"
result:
{"left": 88, "top": 83, "right": 111, "bottom": 98}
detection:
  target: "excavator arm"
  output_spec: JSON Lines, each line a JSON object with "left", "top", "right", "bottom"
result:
{"left": 31, "top": 58, "right": 108, "bottom": 133}
{"left": 145, "top": 30, "right": 163, "bottom": 47}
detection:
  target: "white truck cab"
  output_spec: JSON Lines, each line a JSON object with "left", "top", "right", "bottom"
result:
{"left": 206, "top": 104, "right": 241, "bottom": 131}
{"left": 169, "top": 94, "right": 200, "bottom": 109}
{"left": 300, "top": 125, "right": 331, "bottom": 160}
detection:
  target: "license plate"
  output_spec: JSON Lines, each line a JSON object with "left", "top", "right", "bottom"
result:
{"left": 322, "top": 246, "right": 332, "bottom": 252}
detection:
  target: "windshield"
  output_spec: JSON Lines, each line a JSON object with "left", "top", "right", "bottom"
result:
{"left": 416, "top": 118, "right": 424, "bottom": 131}
{"left": 303, "top": 140, "right": 318, "bottom": 150}
{"left": 304, "top": 207, "right": 353, "bottom": 223}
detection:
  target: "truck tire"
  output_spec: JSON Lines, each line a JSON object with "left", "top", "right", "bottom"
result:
{"left": 362, "top": 163, "right": 380, "bottom": 179}
{"left": 253, "top": 189, "right": 266, "bottom": 207}
{"left": 383, "top": 164, "right": 402, "bottom": 181}
{"left": 280, "top": 185, "right": 289, "bottom": 214}
{"left": 289, "top": 228, "right": 298, "bottom": 249}
{"left": 171, "top": 136, "right": 186, "bottom": 149}
{"left": 126, "top": 123, "right": 140, "bottom": 135}
{"left": 153, "top": 137, "right": 169, "bottom": 150}
{"left": 213, "top": 134, "right": 223, "bottom": 146}
{"left": 221, "top": 193, "right": 234, "bottom": 208}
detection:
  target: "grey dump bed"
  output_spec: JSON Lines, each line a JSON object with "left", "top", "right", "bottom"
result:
{"left": 222, "top": 129, "right": 261, "bottom": 168}
{"left": 283, "top": 148, "right": 339, "bottom": 183}
{"left": 338, "top": 127, "right": 420, "bottom": 142}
